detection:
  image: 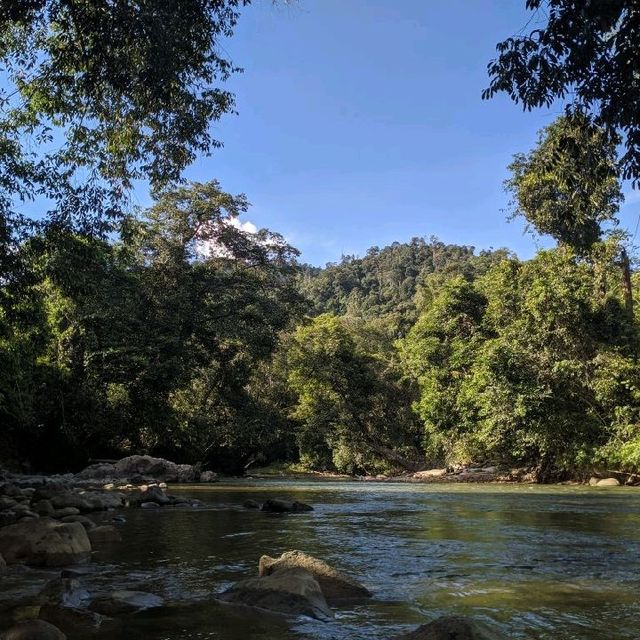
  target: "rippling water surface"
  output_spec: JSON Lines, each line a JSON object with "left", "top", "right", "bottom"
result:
{"left": 46, "top": 481, "right": 640, "bottom": 638}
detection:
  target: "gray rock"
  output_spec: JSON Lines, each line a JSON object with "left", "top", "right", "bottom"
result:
{"left": 596, "top": 477, "right": 620, "bottom": 487}
{"left": 243, "top": 499, "right": 260, "bottom": 509}
{"left": 137, "top": 486, "right": 170, "bottom": 506}
{"left": 31, "top": 501, "right": 55, "bottom": 517}
{"left": 0, "top": 511, "right": 19, "bottom": 527}
{"left": 394, "top": 615, "right": 504, "bottom": 640}
{"left": 140, "top": 502, "right": 160, "bottom": 509}
{"left": 0, "top": 553, "right": 5, "bottom": 573}
{"left": 87, "top": 525, "right": 121, "bottom": 545}
{"left": 200, "top": 471, "right": 218, "bottom": 483}
{"left": 49, "top": 493, "right": 91, "bottom": 513}
{"left": 259, "top": 550, "right": 371, "bottom": 603}
{"left": 0, "top": 519, "right": 91, "bottom": 567}
{"left": 79, "top": 491, "right": 126, "bottom": 511}
{"left": 218, "top": 568, "right": 332, "bottom": 620}
{"left": 74, "top": 463, "right": 116, "bottom": 481}
{"left": 0, "top": 497, "right": 18, "bottom": 510}
{"left": 261, "top": 499, "right": 313, "bottom": 514}
{"left": 89, "top": 590, "right": 164, "bottom": 615}
{"left": 1, "top": 619, "right": 66, "bottom": 640}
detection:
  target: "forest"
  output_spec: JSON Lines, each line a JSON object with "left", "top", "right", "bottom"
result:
{"left": 2, "top": 1, "right": 640, "bottom": 482}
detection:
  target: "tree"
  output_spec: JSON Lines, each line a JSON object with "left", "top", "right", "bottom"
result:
{"left": 0, "top": 0, "right": 250, "bottom": 238}
{"left": 505, "top": 116, "right": 623, "bottom": 253}
{"left": 484, "top": 1, "right": 640, "bottom": 186}
{"left": 287, "top": 315, "right": 421, "bottom": 474}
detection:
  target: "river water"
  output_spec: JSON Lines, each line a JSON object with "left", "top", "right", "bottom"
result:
{"left": 20, "top": 481, "right": 640, "bottom": 638}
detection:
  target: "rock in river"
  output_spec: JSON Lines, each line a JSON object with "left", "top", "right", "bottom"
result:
{"left": 219, "top": 568, "right": 332, "bottom": 620}
{"left": 596, "top": 478, "right": 620, "bottom": 487}
{"left": 261, "top": 499, "right": 313, "bottom": 513}
{"left": 87, "top": 525, "right": 122, "bottom": 545}
{"left": 259, "top": 550, "right": 371, "bottom": 603}
{"left": 0, "top": 519, "right": 91, "bottom": 567}
{"left": 0, "top": 619, "right": 67, "bottom": 640}
{"left": 394, "top": 615, "right": 505, "bottom": 640}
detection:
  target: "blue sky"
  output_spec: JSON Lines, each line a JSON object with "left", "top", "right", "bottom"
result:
{"left": 168, "top": 1, "right": 638, "bottom": 265}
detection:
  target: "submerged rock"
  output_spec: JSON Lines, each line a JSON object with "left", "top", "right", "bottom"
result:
{"left": 394, "top": 615, "right": 505, "bottom": 640}
{"left": 219, "top": 568, "right": 332, "bottom": 620}
{"left": 1, "top": 619, "right": 67, "bottom": 640}
{"left": 243, "top": 500, "right": 260, "bottom": 510}
{"left": 259, "top": 550, "right": 371, "bottom": 603}
{"left": 261, "top": 499, "right": 313, "bottom": 514}
{"left": 89, "top": 590, "right": 164, "bottom": 615}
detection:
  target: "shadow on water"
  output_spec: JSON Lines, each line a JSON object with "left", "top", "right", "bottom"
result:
{"left": 65, "top": 482, "right": 640, "bottom": 639}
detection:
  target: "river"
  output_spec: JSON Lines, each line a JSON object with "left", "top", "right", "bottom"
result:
{"left": 22, "top": 481, "right": 640, "bottom": 638}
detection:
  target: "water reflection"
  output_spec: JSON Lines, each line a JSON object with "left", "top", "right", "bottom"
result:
{"left": 55, "top": 482, "right": 640, "bottom": 638}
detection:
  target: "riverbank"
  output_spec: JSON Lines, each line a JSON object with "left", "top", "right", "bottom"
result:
{"left": 248, "top": 465, "right": 633, "bottom": 487}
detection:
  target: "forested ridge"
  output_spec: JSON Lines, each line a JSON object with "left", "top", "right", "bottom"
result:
{"left": 2, "top": 1, "right": 640, "bottom": 482}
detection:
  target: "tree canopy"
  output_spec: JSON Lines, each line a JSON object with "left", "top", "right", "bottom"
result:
{"left": 484, "top": 1, "right": 640, "bottom": 185}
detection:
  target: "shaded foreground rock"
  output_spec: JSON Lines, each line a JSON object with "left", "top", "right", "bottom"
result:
{"left": 259, "top": 550, "right": 371, "bottom": 603}
{"left": 89, "top": 590, "right": 164, "bottom": 616}
{"left": 1, "top": 620, "right": 66, "bottom": 640}
{"left": 0, "top": 520, "right": 91, "bottom": 567}
{"left": 394, "top": 615, "right": 505, "bottom": 640}
{"left": 219, "top": 568, "right": 332, "bottom": 620}
{"left": 261, "top": 499, "right": 313, "bottom": 513}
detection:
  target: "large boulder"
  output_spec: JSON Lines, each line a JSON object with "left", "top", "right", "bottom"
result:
{"left": 0, "top": 620, "right": 66, "bottom": 640}
{"left": 261, "top": 499, "right": 313, "bottom": 514}
{"left": 394, "top": 616, "right": 505, "bottom": 640}
{"left": 259, "top": 550, "right": 371, "bottom": 603}
{"left": 0, "top": 519, "right": 91, "bottom": 567}
{"left": 135, "top": 486, "right": 170, "bottom": 506}
{"left": 89, "top": 590, "right": 164, "bottom": 616}
{"left": 219, "top": 568, "right": 332, "bottom": 620}
{"left": 113, "top": 456, "right": 197, "bottom": 483}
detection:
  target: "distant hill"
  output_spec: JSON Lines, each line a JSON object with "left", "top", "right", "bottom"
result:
{"left": 298, "top": 236, "right": 510, "bottom": 330}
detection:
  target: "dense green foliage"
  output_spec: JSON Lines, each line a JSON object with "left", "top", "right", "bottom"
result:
{"left": 298, "top": 238, "right": 510, "bottom": 333}
{"left": 0, "top": 182, "right": 304, "bottom": 472}
{"left": 485, "top": 0, "right": 640, "bottom": 186}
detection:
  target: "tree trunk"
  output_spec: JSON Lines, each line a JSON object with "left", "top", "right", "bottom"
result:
{"left": 621, "top": 247, "right": 634, "bottom": 317}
